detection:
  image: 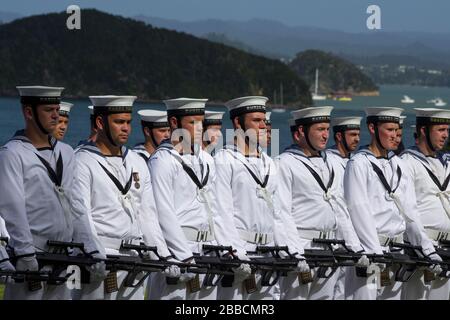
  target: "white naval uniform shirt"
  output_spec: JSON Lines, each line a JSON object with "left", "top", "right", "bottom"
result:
{"left": 344, "top": 147, "right": 435, "bottom": 255}
{"left": 276, "top": 145, "right": 363, "bottom": 252}
{"left": 0, "top": 131, "right": 76, "bottom": 256}
{"left": 400, "top": 147, "right": 450, "bottom": 233}
{"left": 213, "top": 145, "right": 299, "bottom": 257}
{"left": 149, "top": 142, "right": 220, "bottom": 261}
{"left": 71, "top": 144, "right": 171, "bottom": 257}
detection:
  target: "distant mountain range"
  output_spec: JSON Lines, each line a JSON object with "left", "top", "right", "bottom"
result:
{"left": 0, "top": 10, "right": 311, "bottom": 105}
{"left": 133, "top": 16, "right": 450, "bottom": 64}
{"left": 134, "top": 15, "right": 450, "bottom": 87}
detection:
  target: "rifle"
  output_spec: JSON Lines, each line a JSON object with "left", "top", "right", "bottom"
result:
{"left": 388, "top": 242, "right": 447, "bottom": 282}
{"left": 192, "top": 245, "right": 240, "bottom": 287}
{"left": 303, "top": 239, "right": 371, "bottom": 279}
{"left": 0, "top": 270, "right": 67, "bottom": 282}
{"left": 33, "top": 241, "right": 240, "bottom": 290}
{"left": 246, "top": 246, "right": 299, "bottom": 287}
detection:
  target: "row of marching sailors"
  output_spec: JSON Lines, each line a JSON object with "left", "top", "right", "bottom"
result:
{"left": 0, "top": 85, "right": 450, "bottom": 301}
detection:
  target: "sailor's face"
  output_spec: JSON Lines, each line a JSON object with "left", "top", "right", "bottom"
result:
{"left": 108, "top": 113, "right": 132, "bottom": 145}
{"left": 204, "top": 125, "right": 222, "bottom": 146}
{"left": 344, "top": 129, "right": 360, "bottom": 152}
{"left": 181, "top": 115, "right": 204, "bottom": 145}
{"left": 429, "top": 124, "right": 449, "bottom": 150}
{"left": 53, "top": 115, "right": 69, "bottom": 141}
{"left": 393, "top": 128, "right": 403, "bottom": 149}
{"left": 243, "top": 112, "right": 267, "bottom": 145}
{"left": 152, "top": 127, "right": 171, "bottom": 146}
{"left": 377, "top": 122, "right": 398, "bottom": 150}
{"left": 36, "top": 104, "right": 60, "bottom": 131}
{"left": 307, "top": 122, "right": 330, "bottom": 150}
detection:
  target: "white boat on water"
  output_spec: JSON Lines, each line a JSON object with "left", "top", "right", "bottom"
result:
{"left": 435, "top": 98, "right": 447, "bottom": 107}
{"left": 427, "top": 97, "right": 447, "bottom": 107}
{"left": 401, "top": 95, "right": 415, "bottom": 104}
{"left": 312, "top": 68, "right": 327, "bottom": 101}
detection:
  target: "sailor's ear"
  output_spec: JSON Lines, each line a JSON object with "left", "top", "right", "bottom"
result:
{"left": 293, "top": 128, "right": 301, "bottom": 141}
{"left": 232, "top": 116, "right": 241, "bottom": 130}
{"left": 169, "top": 116, "right": 178, "bottom": 129}
{"left": 297, "top": 125, "right": 306, "bottom": 138}
{"left": 335, "top": 131, "right": 342, "bottom": 143}
{"left": 96, "top": 115, "right": 105, "bottom": 131}
{"left": 143, "top": 126, "right": 151, "bottom": 137}
{"left": 22, "top": 104, "right": 33, "bottom": 120}
{"left": 419, "top": 126, "right": 427, "bottom": 138}
{"left": 367, "top": 122, "right": 376, "bottom": 135}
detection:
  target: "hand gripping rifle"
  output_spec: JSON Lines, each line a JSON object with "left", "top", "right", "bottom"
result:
{"left": 388, "top": 242, "right": 446, "bottom": 283}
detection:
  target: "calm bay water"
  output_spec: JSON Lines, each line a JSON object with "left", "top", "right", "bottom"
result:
{"left": 1, "top": 84, "right": 450, "bottom": 152}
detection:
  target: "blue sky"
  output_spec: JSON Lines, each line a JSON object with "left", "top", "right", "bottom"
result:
{"left": 2, "top": 0, "right": 450, "bottom": 33}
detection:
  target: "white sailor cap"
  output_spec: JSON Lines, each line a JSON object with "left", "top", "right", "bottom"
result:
{"left": 365, "top": 107, "right": 404, "bottom": 124}
{"left": 414, "top": 108, "right": 450, "bottom": 126}
{"left": 163, "top": 98, "right": 207, "bottom": 118}
{"left": 291, "top": 106, "right": 333, "bottom": 126}
{"left": 89, "top": 95, "right": 136, "bottom": 115}
{"left": 265, "top": 111, "right": 272, "bottom": 125}
{"left": 59, "top": 102, "right": 73, "bottom": 117}
{"left": 225, "top": 96, "right": 268, "bottom": 119}
{"left": 17, "top": 85, "right": 64, "bottom": 105}
{"left": 203, "top": 110, "right": 225, "bottom": 126}
{"left": 331, "top": 117, "right": 362, "bottom": 133}
{"left": 138, "top": 109, "right": 169, "bottom": 128}
{"left": 399, "top": 116, "right": 406, "bottom": 128}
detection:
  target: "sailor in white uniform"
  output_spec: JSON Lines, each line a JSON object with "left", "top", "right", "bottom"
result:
{"left": 76, "top": 106, "right": 97, "bottom": 148}
{"left": 202, "top": 110, "right": 224, "bottom": 156}
{"left": 344, "top": 107, "right": 442, "bottom": 300}
{"left": 0, "top": 86, "right": 102, "bottom": 300}
{"left": 71, "top": 95, "right": 177, "bottom": 300}
{"left": 53, "top": 102, "right": 73, "bottom": 141}
{"left": 214, "top": 96, "right": 306, "bottom": 300}
{"left": 393, "top": 116, "right": 406, "bottom": 155}
{"left": 400, "top": 108, "right": 450, "bottom": 300}
{"left": 325, "top": 116, "right": 363, "bottom": 300}
{"left": 133, "top": 109, "right": 170, "bottom": 162}
{"left": 149, "top": 98, "right": 250, "bottom": 300}
{"left": 277, "top": 108, "right": 366, "bottom": 300}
